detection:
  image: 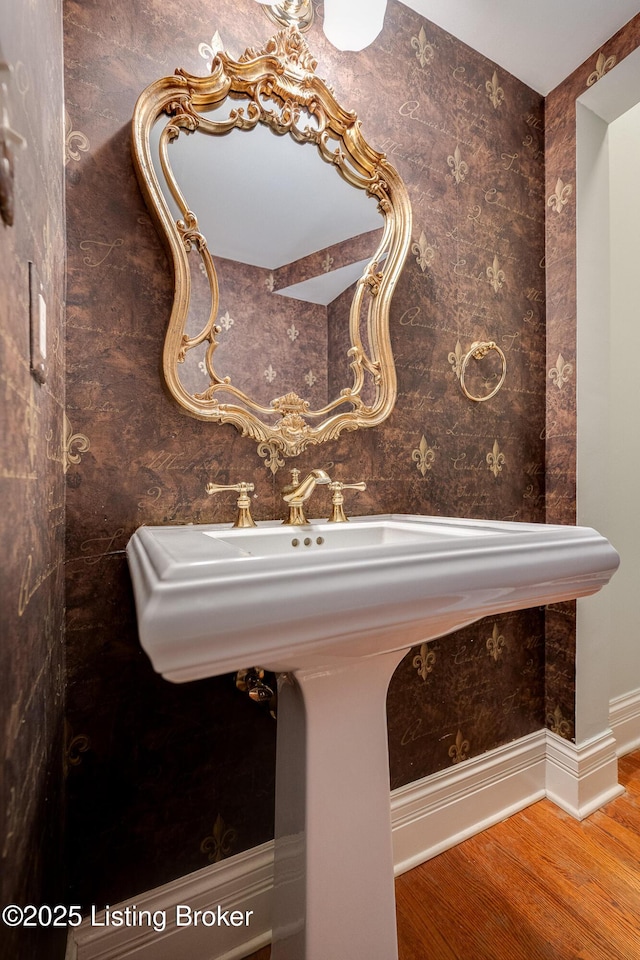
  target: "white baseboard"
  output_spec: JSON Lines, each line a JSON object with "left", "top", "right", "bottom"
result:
{"left": 72, "top": 722, "right": 629, "bottom": 959}
{"left": 64, "top": 933, "right": 78, "bottom": 960}
{"left": 390, "top": 729, "right": 547, "bottom": 875}
{"left": 545, "top": 728, "right": 624, "bottom": 819}
{"left": 70, "top": 842, "right": 274, "bottom": 960}
{"left": 610, "top": 687, "right": 640, "bottom": 755}
{"left": 70, "top": 718, "right": 634, "bottom": 959}
{"left": 70, "top": 730, "right": 548, "bottom": 960}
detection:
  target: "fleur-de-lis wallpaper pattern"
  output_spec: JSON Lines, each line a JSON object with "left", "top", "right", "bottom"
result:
{"left": 54, "top": 0, "right": 640, "bottom": 917}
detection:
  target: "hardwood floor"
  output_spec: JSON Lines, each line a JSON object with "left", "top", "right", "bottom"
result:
{"left": 245, "top": 752, "right": 640, "bottom": 959}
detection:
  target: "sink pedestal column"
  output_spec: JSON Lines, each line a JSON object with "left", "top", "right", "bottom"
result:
{"left": 271, "top": 648, "right": 407, "bottom": 960}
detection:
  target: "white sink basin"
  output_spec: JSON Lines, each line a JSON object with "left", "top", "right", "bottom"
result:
{"left": 127, "top": 513, "right": 618, "bottom": 682}
{"left": 204, "top": 515, "right": 488, "bottom": 556}
{"left": 127, "top": 513, "right": 618, "bottom": 960}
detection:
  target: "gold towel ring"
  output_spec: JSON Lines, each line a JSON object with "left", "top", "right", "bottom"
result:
{"left": 459, "top": 341, "right": 506, "bottom": 402}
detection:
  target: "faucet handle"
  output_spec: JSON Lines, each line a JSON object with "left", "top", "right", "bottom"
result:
{"left": 280, "top": 467, "right": 301, "bottom": 496}
{"left": 327, "top": 480, "right": 367, "bottom": 523}
{"left": 205, "top": 481, "right": 256, "bottom": 527}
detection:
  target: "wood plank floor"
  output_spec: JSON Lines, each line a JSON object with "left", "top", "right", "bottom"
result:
{"left": 246, "top": 752, "right": 640, "bottom": 959}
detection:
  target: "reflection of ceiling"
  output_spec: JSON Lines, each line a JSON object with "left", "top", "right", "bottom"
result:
{"left": 276, "top": 257, "right": 370, "bottom": 306}
{"left": 401, "top": 0, "right": 640, "bottom": 94}
{"left": 155, "top": 119, "right": 383, "bottom": 270}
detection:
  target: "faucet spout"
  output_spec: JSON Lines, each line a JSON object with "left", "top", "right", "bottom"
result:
{"left": 282, "top": 469, "right": 331, "bottom": 525}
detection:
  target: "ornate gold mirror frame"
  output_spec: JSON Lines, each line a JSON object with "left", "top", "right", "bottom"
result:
{"left": 132, "top": 27, "right": 411, "bottom": 467}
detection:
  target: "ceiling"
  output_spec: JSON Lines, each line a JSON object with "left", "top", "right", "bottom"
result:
{"left": 400, "top": 0, "right": 640, "bottom": 94}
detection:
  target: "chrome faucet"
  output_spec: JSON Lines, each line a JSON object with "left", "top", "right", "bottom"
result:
{"left": 282, "top": 468, "right": 331, "bottom": 525}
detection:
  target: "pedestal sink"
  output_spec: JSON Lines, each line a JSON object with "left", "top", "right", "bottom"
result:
{"left": 127, "top": 514, "right": 619, "bottom": 960}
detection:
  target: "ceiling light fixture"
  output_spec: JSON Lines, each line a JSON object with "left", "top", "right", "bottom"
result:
{"left": 253, "top": 0, "right": 314, "bottom": 33}
{"left": 323, "top": 0, "right": 387, "bottom": 50}
{"left": 252, "top": 0, "right": 387, "bottom": 50}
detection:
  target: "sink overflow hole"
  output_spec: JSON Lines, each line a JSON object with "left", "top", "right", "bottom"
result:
{"left": 290, "top": 536, "right": 325, "bottom": 548}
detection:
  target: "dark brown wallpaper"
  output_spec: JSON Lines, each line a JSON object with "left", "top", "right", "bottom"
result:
{"left": 63, "top": 0, "right": 550, "bottom": 909}
{"left": 0, "top": 1, "right": 67, "bottom": 958}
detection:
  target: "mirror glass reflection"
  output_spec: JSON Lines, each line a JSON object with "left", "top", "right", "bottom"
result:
{"left": 151, "top": 109, "right": 384, "bottom": 409}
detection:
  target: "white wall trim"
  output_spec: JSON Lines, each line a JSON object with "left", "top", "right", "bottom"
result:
{"left": 545, "top": 728, "right": 624, "bottom": 819}
{"left": 69, "top": 723, "right": 631, "bottom": 959}
{"left": 70, "top": 842, "right": 275, "bottom": 960}
{"left": 610, "top": 687, "right": 640, "bottom": 755}
{"left": 576, "top": 44, "right": 640, "bottom": 733}
{"left": 390, "top": 729, "right": 546, "bottom": 875}
{"left": 70, "top": 730, "right": 550, "bottom": 960}
{"left": 64, "top": 933, "right": 78, "bottom": 960}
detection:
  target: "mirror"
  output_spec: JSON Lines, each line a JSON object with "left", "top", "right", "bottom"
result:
{"left": 132, "top": 27, "right": 411, "bottom": 470}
